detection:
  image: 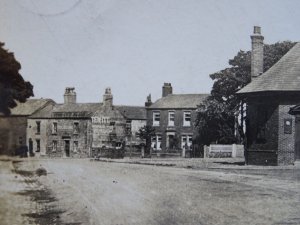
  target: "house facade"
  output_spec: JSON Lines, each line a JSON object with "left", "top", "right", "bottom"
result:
{"left": 27, "top": 87, "right": 146, "bottom": 158}
{"left": 28, "top": 88, "right": 99, "bottom": 158}
{"left": 0, "top": 99, "right": 55, "bottom": 156}
{"left": 147, "top": 83, "right": 208, "bottom": 156}
{"left": 237, "top": 26, "right": 300, "bottom": 165}
{"left": 91, "top": 88, "right": 127, "bottom": 150}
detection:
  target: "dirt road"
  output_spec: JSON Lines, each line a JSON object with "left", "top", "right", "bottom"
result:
{"left": 2, "top": 158, "right": 300, "bottom": 225}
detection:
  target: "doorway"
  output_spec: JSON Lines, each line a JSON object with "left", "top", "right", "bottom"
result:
{"left": 28, "top": 138, "right": 33, "bottom": 156}
{"left": 64, "top": 140, "right": 70, "bottom": 157}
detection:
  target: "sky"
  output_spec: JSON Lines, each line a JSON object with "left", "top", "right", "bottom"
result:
{"left": 1, "top": 0, "right": 300, "bottom": 106}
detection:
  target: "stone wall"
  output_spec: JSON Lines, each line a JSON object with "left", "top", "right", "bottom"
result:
{"left": 0, "top": 116, "right": 27, "bottom": 155}
{"left": 27, "top": 118, "right": 51, "bottom": 156}
{"left": 46, "top": 119, "right": 92, "bottom": 158}
{"left": 92, "top": 108, "right": 126, "bottom": 149}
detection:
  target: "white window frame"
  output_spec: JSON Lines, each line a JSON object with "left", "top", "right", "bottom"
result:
{"left": 52, "top": 140, "right": 57, "bottom": 152}
{"left": 168, "top": 111, "right": 175, "bottom": 126}
{"left": 36, "top": 139, "right": 40, "bottom": 152}
{"left": 151, "top": 135, "right": 162, "bottom": 150}
{"left": 52, "top": 122, "right": 57, "bottom": 134}
{"left": 181, "top": 135, "right": 192, "bottom": 149}
{"left": 153, "top": 111, "right": 160, "bottom": 126}
{"left": 73, "top": 122, "right": 79, "bottom": 134}
{"left": 73, "top": 141, "right": 78, "bottom": 152}
{"left": 183, "top": 111, "right": 191, "bottom": 127}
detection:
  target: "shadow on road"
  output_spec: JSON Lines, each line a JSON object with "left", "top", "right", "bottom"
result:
{"left": 12, "top": 161, "right": 79, "bottom": 225}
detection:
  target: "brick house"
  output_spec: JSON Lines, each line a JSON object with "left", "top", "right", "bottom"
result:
{"left": 237, "top": 26, "right": 300, "bottom": 165}
{"left": 147, "top": 83, "right": 208, "bottom": 156}
{"left": 27, "top": 87, "right": 146, "bottom": 158}
{"left": 0, "top": 99, "right": 55, "bottom": 156}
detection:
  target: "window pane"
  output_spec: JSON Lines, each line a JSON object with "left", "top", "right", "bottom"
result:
{"left": 153, "top": 112, "right": 160, "bottom": 126}
{"left": 183, "top": 112, "right": 191, "bottom": 126}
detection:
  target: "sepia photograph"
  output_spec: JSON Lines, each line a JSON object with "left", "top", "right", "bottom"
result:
{"left": 0, "top": 0, "right": 300, "bottom": 224}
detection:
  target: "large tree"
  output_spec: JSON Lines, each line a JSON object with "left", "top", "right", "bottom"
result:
{"left": 0, "top": 42, "right": 34, "bottom": 115}
{"left": 195, "top": 41, "right": 296, "bottom": 146}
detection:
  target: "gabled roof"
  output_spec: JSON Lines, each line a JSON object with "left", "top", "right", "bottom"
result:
{"left": 116, "top": 106, "right": 146, "bottom": 120}
{"left": 7, "top": 99, "right": 55, "bottom": 116}
{"left": 238, "top": 42, "right": 300, "bottom": 94}
{"left": 149, "top": 94, "right": 209, "bottom": 109}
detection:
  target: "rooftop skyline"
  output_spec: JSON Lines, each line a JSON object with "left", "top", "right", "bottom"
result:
{"left": 1, "top": 0, "right": 300, "bottom": 105}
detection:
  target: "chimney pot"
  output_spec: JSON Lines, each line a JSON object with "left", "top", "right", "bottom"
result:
{"left": 253, "top": 26, "right": 261, "bottom": 35}
{"left": 145, "top": 94, "right": 152, "bottom": 107}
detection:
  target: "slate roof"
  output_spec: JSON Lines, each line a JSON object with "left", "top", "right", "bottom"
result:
{"left": 29, "top": 103, "right": 102, "bottom": 118}
{"left": 149, "top": 94, "right": 209, "bottom": 109}
{"left": 52, "top": 103, "right": 102, "bottom": 113}
{"left": 7, "top": 99, "right": 54, "bottom": 116}
{"left": 238, "top": 42, "right": 300, "bottom": 94}
{"left": 116, "top": 106, "right": 147, "bottom": 120}
{"left": 30, "top": 102, "right": 147, "bottom": 120}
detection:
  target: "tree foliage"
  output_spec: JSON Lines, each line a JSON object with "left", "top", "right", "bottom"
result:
{"left": 136, "top": 125, "right": 155, "bottom": 153}
{"left": 195, "top": 41, "right": 296, "bottom": 145}
{"left": 0, "top": 42, "right": 33, "bottom": 115}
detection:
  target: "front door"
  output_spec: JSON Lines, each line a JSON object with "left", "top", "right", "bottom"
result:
{"left": 168, "top": 135, "right": 175, "bottom": 149}
{"left": 64, "top": 140, "right": 70, "bottom": 157}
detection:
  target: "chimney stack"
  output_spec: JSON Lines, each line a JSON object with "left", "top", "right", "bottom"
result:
{"left": 162, "top": 83, "right": 172, "bottom": 97}
{"left": 251, "top": 26, "right": 264, "bottom": 79}
{"left": 103, "top": 87, "right": 113, "bottom": 108}
{"left": 145, "top": 94, "right": 152, "bottom": 107}
{"left": 64, "top": 87, "right": 76, "bottom": 104}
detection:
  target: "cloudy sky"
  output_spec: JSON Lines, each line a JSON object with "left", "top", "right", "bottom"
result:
{"left": 1, "top": 0, "right": 300, "bottom": 105}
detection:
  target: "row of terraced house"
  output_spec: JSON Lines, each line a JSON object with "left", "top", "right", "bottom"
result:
{"left": 0, "top": 83, "right": 207, "bottom": 158}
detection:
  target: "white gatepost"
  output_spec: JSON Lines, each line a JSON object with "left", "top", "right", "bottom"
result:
{"left": 232, "top": 144, "right": 237, "bottom": 158}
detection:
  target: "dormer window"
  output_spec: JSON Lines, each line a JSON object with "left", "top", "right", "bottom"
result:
{"left": 153, "top": 111, "right": 160, "bottom": 126}
{"left": 183, "top": 111, "right": 191, "bottom": 127}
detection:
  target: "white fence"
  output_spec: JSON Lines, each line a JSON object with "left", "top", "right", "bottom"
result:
{"left": 204, "top": 144, "right": 244, "bottom": 158}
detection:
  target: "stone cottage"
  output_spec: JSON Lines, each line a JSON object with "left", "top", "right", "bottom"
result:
{"left": 27, "top": 87, "right": 146, "bottom": 158}
{"left": 237, "top": 26, "right": 300, "bottom": 165}
{"left": 28, "top": 88, "right": 100, "bottom": 157}
{"left": 0, "top": 99, "right": 55, "bottom": 156}
{"left": 91, "top": 88, "right": 127, "bottom": 150}
{"left": 146, "top": 83, "right": 208, "bottom": 156}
